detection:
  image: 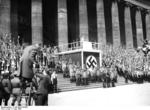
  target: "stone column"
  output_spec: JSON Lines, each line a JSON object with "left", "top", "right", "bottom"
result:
{"left": 0, "top": 0, "right": 11, "bottom": 35}
{"left": 124, "top": 4, "right": 133, "bottom": 49}
{"left": 32, "top": 0, "right": 43, "bottom": 45}
{"left": 58, "top": 0, "right": 68, "bottom": 47}
{"left": 97, "top": 0, "right": 106, "bottom": 48}
{"left": 79, "top": 0, "right": 88, "bottom": 41}
{"left": 141, "top": 11, "right": 146, "bottom": 40}
{"left": 146, "top": 12, "right": 150, "bottom": 41}
{"left": 135, "top": 8, "right": 143, "bottom": 47}
{"left": 111, "top": 1, "right": 120, "bottom": 47}
{"left": 11, "top": 0, "right": 18, "bottom": 44}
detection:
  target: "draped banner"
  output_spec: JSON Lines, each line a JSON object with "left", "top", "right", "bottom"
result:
{"left": 84, "top": 52, "right": 100, "bottom": 69}
{"left": 59, "top": 51, "right": 101, "bottom": 68}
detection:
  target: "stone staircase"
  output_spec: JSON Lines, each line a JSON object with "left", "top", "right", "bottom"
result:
{"left": 57, "top": 73, "right": 133, "bottom": 92}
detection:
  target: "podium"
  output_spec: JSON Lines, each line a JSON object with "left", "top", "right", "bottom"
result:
{"left": 55, "top": 41, "right": 102, "bottom": 69}
{"left": 82, "top": 41, "right": 92, "bottom": 50}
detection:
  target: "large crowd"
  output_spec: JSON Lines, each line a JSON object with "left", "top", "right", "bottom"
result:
{"left": 0, "top": 34, "right": 59, "bottom": 106}
{"left": 60, "top": 43, "right": 150, "bottom": 88}
{"left": 0, "top": 33, "right": 150, "bottom": 106}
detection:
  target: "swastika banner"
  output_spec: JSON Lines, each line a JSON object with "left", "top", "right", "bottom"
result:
{"left": 86, "top": 55, "right": 97, "bottom": 69}
{"left": 58, "top": 51, "right": 101, "bottom": 69}
{"left": 84, "top": 52, "right": 100, "bottom": 69}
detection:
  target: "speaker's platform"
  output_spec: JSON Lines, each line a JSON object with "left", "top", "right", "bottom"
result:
{"left": 55, "top": 41, "right": 102, "bottom": 68}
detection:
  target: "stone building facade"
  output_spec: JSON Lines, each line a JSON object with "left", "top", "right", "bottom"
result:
{"left": 0, "top": 0, "right": 150, "bottom": 48}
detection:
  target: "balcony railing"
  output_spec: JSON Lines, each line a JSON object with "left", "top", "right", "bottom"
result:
{"left": 55, "top": 41, "right": 101, "bottom": 54}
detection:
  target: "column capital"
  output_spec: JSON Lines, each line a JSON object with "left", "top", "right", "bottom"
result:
{"left": 124, "top": 1, "right": 134, "bottom": 8}
{"left": 112, "top": 0, "right": 121, "bottom": 3}
{"left": 145, "top": 9, "right": 150, "bottom": 15}
{"left": 136, "top": 6, "right": 144, "bottom": 12}
{"left": 140, "top": 9, "right": 149, "bottom": 15}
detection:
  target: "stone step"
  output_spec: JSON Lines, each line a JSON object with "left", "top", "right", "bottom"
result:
{"left": 57, "top": 80, "right": 128, "bottom": 88}
{"left": 58, "top": 79, "right": 129, "bottom": 86}
{"left": 58, "top": 81, "right": 132, "bottom": 89}
{"left": 57, "top": 82, "right": 134, "bottom": 92}
{"left": 58, "top": 82, "right": 131, "bottom": 88}
{"left": 58, "top": 82, "right": 99, "bottom": 88}
{"left": 58, "top": 84, "right": 101, "bottom": 92}
{"left": 56, "top": 74, "right": 134, "bottom": 92}
{"left": 58, "top": 82, "right": 132, "bottom": 91}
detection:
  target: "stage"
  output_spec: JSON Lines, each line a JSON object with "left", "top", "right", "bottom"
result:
{"left": 55, "top": 41, "right": 102, "bottom": 68}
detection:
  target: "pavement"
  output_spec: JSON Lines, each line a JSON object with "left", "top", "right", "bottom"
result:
{"left": 1, "top": 83, "right": 150, "bottom": 110}
{"left": 48, "top": 83, "right": 150, "bottom": 106}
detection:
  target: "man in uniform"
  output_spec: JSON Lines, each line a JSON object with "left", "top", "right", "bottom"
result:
{"left": 34, "top": 68, "right": 51, "bottom": 105}
{"left": 69, "top": 63, "right": 75, "bottom": 83}
{"left": 0, "top": 72, "right": 12, "bottom": 106}
{"left": 82, "top": 68, "right": 88, "bottom": 85}
{"left": 90, "top": 66, "right": 96, "bottom": 82}
{"left": 96, "top": 67, "right": 101, "bottom": 82}
{"left": 11, "top": 72, "right": 22, "bottom": 106}
{"left": 62, "top": 60, "right": 67, "bottom": 78}
{"left": 51, "top": 70, "right": 57, "bottom": 93}
{"left": 75, "top": 66, "right": 82, "bottom": 86}
{"left": 109, "top": 65, "right": 117, "bottom": 87}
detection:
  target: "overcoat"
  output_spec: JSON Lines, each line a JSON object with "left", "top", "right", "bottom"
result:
{"left": 20, "top": 45, "right": 39, "bottom": 79}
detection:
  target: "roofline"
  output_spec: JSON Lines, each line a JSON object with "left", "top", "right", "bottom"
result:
{"left": 124, "top": 0, "right": 150, "bottom": 10}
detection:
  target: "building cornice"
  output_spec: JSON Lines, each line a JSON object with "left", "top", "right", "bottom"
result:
{"left": 124, "top": 0, "right": 150, "bottom": 10}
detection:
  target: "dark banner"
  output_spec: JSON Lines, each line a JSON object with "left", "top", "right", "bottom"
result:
{"left": 59, "top": 51, "right": 101, "bottom": 68}
{"left": 83, "top": 52, "right": 100, "bottom": 69}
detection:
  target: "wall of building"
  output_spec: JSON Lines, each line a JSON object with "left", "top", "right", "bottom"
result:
{"left": 0, "top": 0, "right": 150, "bottom": 48}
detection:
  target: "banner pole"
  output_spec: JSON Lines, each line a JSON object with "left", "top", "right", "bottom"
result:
{"left": 81, "top": 50, "right": 84, "bottom": 69}
{"left": 99, "top": 50, "right": 102, "bottom": 67}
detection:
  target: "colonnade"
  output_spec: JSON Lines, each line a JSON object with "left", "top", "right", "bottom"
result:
{"left": 0, "top": 0, "right": 150, "bottom": 49}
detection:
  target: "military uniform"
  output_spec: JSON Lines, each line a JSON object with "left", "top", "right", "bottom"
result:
{"left": 82, "top": 69, "right": 88, "bottom": 85}
{"left": 11, "top": 75, "right": 22, "bottom": 106}
{"left": 1, "top": 73, "right": 12, "bottom": 106}
{"left": 102, "top": 67, "right": 110, "bottom": 88}
{"left": 90, "top": 67, "right": 95, "bottom": 82}
{"left": 75, "top": 67, "right": 82, "bottom": 86}
{"left": 35, "top": 73, "right": 51, "bottom": 106}
{"left": 51, "top": 71, "right": 57, "bottom": 93}
{"left": 62, "top": 61, "right": 67, "bottom": 78}
{"left": 69, "top": 64, "right": 75, "bottom": 82}
{"left": 109, "top": 65, "right": 117, "bottom": 87}
{"left": 0, "top": 75, "right": 4, "bottom": 105}
{"left": 96, "top": 68, "right": 101, "bottom": 82}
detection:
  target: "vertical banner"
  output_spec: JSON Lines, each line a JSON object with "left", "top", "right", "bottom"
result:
{"left": 84, "top": 52, "right": 100, "bottom": 69}
{"left": 59, "top": 51, "right": 101, "bottom": 69}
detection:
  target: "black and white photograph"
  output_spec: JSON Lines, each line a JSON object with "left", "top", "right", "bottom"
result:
{"left": 0, "top": 0, "right": 150, "bottom": 110}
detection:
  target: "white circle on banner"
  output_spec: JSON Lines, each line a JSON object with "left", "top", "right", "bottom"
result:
{"left": 86, "top": 55, "right": 97, "bottom": 69}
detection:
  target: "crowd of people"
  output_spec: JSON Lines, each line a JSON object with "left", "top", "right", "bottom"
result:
{"left": 0, "top": 34, "right": 59, "bottom": 106}
{"left": 62, "top": 62, "right": 117, "bottom": 87}
{"left": 0, "top": 33, "right": 150, "bottom": 106}
{"left": 60, "top": 41, "right": 150, "bottom": 88}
